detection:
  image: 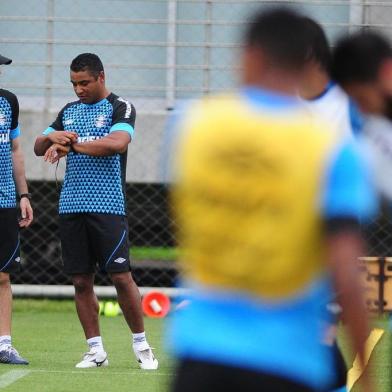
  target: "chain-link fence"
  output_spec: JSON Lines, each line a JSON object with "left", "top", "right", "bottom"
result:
{"left": 1, "top": 0, "right": 392, "bottom": 295}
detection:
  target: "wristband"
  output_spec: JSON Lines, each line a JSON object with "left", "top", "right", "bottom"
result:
{"left": 19, "top": 193, "right": 32, "bottom": 200}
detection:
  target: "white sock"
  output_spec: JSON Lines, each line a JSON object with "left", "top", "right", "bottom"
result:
{"left": 132, "top": 332, "right": 148, "bottom": 350}
{"left": 0, "top": 335, "right": 11, "bottom": 348}
{"left": 87, "top": 336, "right": 104, "bottom": 352}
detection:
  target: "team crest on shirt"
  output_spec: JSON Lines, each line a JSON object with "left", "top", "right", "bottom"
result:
{"left": 0, "top": 112, "right": 5, "bottom": 126}
{"left": 95, "top": 115, "right": 107, "bottom": 128}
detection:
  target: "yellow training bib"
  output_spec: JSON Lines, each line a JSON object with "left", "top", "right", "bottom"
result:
{"left": 172, "top": 94, "right": 337, "bottom": 299}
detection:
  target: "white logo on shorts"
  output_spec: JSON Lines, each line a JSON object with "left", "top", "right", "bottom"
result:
{"left": 113, "top": 257, "right": 126, "bottom": 264}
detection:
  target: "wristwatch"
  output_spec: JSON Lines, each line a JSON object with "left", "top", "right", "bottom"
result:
{"left": 19, "top": 193, "right": 32, "bottom": 200}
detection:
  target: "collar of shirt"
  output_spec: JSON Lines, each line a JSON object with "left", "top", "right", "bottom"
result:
{"left": 306, "top": 81, "right": 336, "bottom": 102}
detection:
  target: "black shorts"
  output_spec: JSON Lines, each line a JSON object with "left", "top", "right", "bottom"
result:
{"left": 0, "top": 208, "right": 21, "bottom": 273}
{"left": 59, "top": 213, "right": 131, "bottom": 275}
{"left": 172, "top": 359, "right": 316, "bottom": 392}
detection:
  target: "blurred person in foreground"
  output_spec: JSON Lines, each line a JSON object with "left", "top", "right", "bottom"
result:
{"left": 0, "top": 54, "right": 33, "bottom": 365}
{"left": 333, "top": 31, "right": 392, "bottom": 200}
{"left": 166, "top": 8, "right": 376, "bottom": 392}
{"left": 34, "top": 53, "right": 157, "bottom": 370}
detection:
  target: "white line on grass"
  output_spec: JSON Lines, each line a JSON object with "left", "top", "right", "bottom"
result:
{"left": 29, "top": 369, "right": 174, "bottom": 377}
{"left": 0, "top": 369, "right": 31, "bottom": 389}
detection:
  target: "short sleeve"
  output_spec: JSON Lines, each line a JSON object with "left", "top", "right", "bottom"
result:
{"left": 321, "top": 141, "right": 378, "bottom": 222}
{"left": 9, "top": 126, "right": 20, "bottom": 140}
{"left": 10, "top": 93, "right": 19, "bottom": 131}
{"left": 43, "top": 106, "right": 66, "bottom": 135}
{"left": 4, "top": 92, "right": 20, "bottom": 139}
{"left": 109, "top": 97, "right": 136, "bottom": 138}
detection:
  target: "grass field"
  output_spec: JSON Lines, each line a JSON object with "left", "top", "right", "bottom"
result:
{"left": 1, "top": 300, "right": 173, "bottom": 392}
{"left": 0, "top": 300, "right": 390, "bottom": 392}
{"left": 338, "top": 318, "right": 391, "bottom": 392}
{"left": 130, "top": 247, "right": 178, "bottom": 261}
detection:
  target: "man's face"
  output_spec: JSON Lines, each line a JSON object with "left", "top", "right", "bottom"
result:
{"left": 343, "top": 81, "right": 390, "bottom": 116}
{"left": 70, "top": 69, "right": 105, "bottom": 104}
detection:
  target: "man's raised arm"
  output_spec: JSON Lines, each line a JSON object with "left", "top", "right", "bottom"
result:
{"left": 72, "top": 131, "right": 130, "bottom": 156}
{"left": 34, "top": 131, "right": 77, "bottom": 156}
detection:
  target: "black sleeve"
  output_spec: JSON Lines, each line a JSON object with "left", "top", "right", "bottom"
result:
{"left": 10, "top": 93, "right": 19, "bottom": 130}
{"left": 1, "top": 90, "right": 19, "bottom": 130}
{"left": 111, "top": 96, "right": 136, "bottom": 129}
{"left": 49, "top": 106, "right": 66, "bottom": 130}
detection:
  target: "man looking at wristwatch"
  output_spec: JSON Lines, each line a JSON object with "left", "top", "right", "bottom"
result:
{"left": 34, "top": 53, "right": 157, "bottom": 370}
{"left": 0, "top": 53, "right": 33, "bottom": 365}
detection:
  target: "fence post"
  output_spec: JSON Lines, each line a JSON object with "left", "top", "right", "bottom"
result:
{"left": 166, "top": 0, "right": 177, "bottom": 110}
{"left": 203, "top": 0, "right": 212, "bottom": 95}
{"left": 44, "top": 0, "right": 54, "bottom": 112}
{"left": 379, "top": 257, "right": 386, "bottom": 314}
{"left": 349, "top": 0, "right": 364, "bottom": 33}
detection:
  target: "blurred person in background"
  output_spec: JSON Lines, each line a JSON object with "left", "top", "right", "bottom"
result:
{"left": 299, "top": 17, "right": 362, "bottom": 140}
{"left": 332, "top": 31, "right": 392, "bottom": 119}
{"left": 333, "top": 31, "right": 392, "bottom": 200}
{"left": 299, "top": 18, "right": 364, "bottom": 392}
{"left": 34, "top": 53, "right": 158, "bottom": 370}
{"left": 166, "top": 8, "right": 376, "bottom": 392}
{"left": 0, "top": 53, "right": 33, "bottom": 365}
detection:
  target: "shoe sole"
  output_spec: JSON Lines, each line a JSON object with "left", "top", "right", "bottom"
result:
{"left": 0, "top": 361, "right": 29, "bottom": 365}
{"left": 139, "top": 359, "right": 159, "bottom": 370}
{"left": 75, "top": 359, "right": 109, "bottom": 369}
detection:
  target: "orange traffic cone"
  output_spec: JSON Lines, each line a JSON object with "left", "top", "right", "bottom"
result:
{"left": 142, "top": 291, "right": 171, "bottom": 318}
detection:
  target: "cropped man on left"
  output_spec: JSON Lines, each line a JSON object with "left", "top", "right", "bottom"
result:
{"left": 0, "top": 53, "right": 33, "bottom": 365}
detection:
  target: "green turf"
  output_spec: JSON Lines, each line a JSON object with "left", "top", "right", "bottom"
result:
{"left": 2, "top": 300, "right": 173, "bottom": 392}
{"left": 130, "top": 247, "right": 178, "bottom": 261}
{"left": 338, "top": 318, "right": 391, "bottom": 392}
{"left": 1, "top": 300, "right": 390, "bottom": 391}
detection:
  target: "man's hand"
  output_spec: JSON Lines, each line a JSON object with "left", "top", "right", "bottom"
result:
{"left": 44, "top": 143, "right": 71, "bottom": 164}
{"left": 47, "top": 131, "right": 78, "bottom": 146}
{"left": 19, "top": 197, "right": 33, "bottom": 228}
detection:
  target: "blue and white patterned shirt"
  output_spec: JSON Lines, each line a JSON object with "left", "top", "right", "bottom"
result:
{"left": 44, "top": 93, "right": 135, "bottom": 215}
{"left": 0, "top": 89, "right": 20, "bottom": 209}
